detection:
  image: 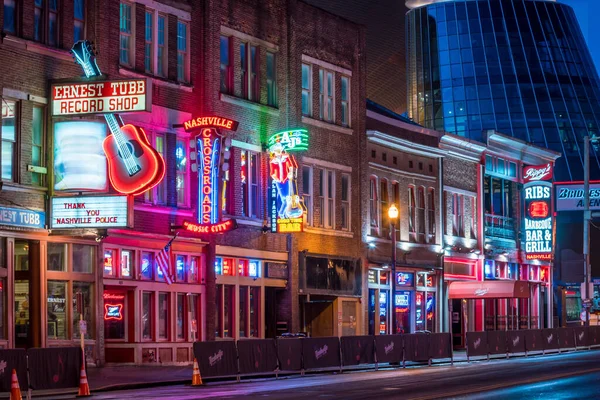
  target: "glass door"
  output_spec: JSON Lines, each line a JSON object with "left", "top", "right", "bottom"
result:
{"left": 14, "top": 240, "right": 31, "bottom": 348}
{"left": 368, "top": 289, "right": 376, "bottom": 335}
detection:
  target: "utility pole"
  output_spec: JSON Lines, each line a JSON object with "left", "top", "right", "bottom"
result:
{"left": 584, "top": 136, "right": 591, "bottom": 327}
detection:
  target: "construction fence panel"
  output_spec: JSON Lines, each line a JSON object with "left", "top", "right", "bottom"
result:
{"left": 27, "top": 347, "right": 82, "bottom": 390}
{"left": 193, "top": 341, "right": 238, "bottom": 378}
{"left": 237, "top": 339, "right": 278, "bottom": 375}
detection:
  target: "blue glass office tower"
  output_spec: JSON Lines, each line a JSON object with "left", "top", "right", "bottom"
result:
{"left": 406, "top": 0, "right": 600, "bottom": 180}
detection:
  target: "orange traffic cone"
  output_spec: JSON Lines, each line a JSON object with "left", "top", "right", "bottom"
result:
{"left": 191, "top": 358, "right": 203, "bottom": 386}
{"left": 77, "top": 363, "right": 91, "bottom": 397}
{"left": 10, "top": 369, "right": 21, "bottom": 400}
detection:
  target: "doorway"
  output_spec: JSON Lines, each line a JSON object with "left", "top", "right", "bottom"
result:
{"left": 14, "top": 240, "right": 40, "bottom": 348}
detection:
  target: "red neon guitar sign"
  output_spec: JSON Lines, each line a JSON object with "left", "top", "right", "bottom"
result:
{"left": 71, "top": 41, "right": 165, "bottom": 195}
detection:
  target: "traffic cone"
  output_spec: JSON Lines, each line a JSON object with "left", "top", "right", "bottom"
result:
{"left": 10, "top": 369, "right": 21, "bottom": 400}
{"left": 77, "top": 363, "right": 91, "bottom": 397}
{"left": 191, "top": 358, "right": 203, "bottom": 386}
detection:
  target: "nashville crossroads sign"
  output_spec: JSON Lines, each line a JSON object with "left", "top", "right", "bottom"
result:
{"left": 51, "top": 78, "right": 151, "bottom": 116}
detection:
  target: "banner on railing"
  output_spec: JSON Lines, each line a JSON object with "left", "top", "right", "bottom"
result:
{"left": 507, "top": 330, "right": 526, "bottom": 353}
{"left": 574, "top": 327, "right": 588, "bottom": 347}
{"left": 301, "top": 337, "right": 340, "bottom": 370}
{"left": 542, "top": 329, "right": 559, "bottom": 350}
{"left": 487, "top": 330, "right": 507, "bottom": 355}
{"left": 589, "top": 326, "right": 600, "bottom": 346}
{"left": 276, "top": 338, "right": 303, "bottom": 371}
{"left": 404, "top": 334, "right": 430, "bottom": 362}
{"left": 524, "top": 329, "right": 544, "bottom": 352}
{"left": 466, "top": 332, "right": 488, "bottom": 357}
{"left": 374, "top": 335, "right": 403, "bottom": 364}
{"left": 0, "top": 349, "right": 27, "bottom": 392}
{"left": 237, "top": 339, "right": 278, "bottom": 375}
{"left": 193, "top": 341, "right": 238, "bottom": 378}
{"left": 340, "top": 336, "right": 375, "bottom": 366}
{"left": 558, "top": 328, "right": 575, "bottom": 348}
{"left": 429, "top": 333, "right": 452, "bottom": 359}
{"left": 28, "top": 347, "right": 82, "bottom": 390}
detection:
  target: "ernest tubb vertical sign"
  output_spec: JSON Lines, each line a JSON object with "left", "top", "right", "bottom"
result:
{"left": 523, "top": 163, "right": 553, "bottom": 261}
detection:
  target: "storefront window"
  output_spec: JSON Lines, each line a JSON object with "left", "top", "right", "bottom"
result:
{"left": 15, "top": 280, "right": 29, "bottom": 344}
{"left": 379, "top": 290, "right": 388, "bottom": 334}
{"left": 189, "top": 256, "right": 199, "bottom": 283}
{"left": 238, "top": 259, "right": 249, "bottom": 277}
{"left": 190, "top": 294, "right": 199, "bottom": 340}
{"left": 395, "top": 291, "right": 411, "bottom": 334}
{"left": 426, "top": 292, "right": 435, "bottom": 332}
{"left": 73, "top": 282, "right": 93, "bottom": 339}
{"left": 177, "top": 293, "right": 185, "bottom": 340}
{"left": 47, "top": 243, "right": 66, "bottom": 272}
{"left": 239, "top": 286, "right": 247, "bottom": 337}
{"left": 215, "top": 285, "right": 222, "bottom": 337}
{"left": 176, "top": 255, "right": 185, "bottom": 282}
{"left": 250, "top": 287, "right": 259, "bottom": 337}
{"left": 104, "top": 250, "right": 115, "bottom": 276}
{"left": 142, "top": 292, "right": 153, "bottom": 339}
{"left": 73, "top": 244, "right": 94, "bottom": 273}
{"left": 223, "top": 285, "right": 233, "bottom": 337}
{"left": 47, "top": 281, "right": 67, "bottom": 339}
{"left": 215, "top": 258, "right": 222, "bottom": 275}
{"left": 141, "top": 252, "right": 154, "bottom": 280}
{"left": 249, "top": 260, "right": 260, "bottom": 278}
{"left": 158, "top": 292, "right": 169, "bottom": 340}
{"left": 416, "top": 291, "right": 425, "bottom": 331}
{"left": 222, "top": 258, "right": 233, "bottom": 276}
{"left": 104, "top": 291, "right": 126, "bottom": 340}
{"left": 121, "top": 250, "right": 132, "bottom": 278}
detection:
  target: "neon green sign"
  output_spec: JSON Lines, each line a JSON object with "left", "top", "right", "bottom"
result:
{"left": 267, "top": 129, "right": 309, "bottom": 152}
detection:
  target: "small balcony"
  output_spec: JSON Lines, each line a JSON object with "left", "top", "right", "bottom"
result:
{"left": 484, "top": 214, "right": 515, "bottom": 240}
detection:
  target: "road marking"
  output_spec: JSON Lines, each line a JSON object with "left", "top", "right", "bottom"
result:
{"left": 409, "top": 367, "right": 600, "bottom": 400}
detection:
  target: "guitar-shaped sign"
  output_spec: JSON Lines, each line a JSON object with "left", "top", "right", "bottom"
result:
{"left": 71, "top": 40, "right": 165, "bottom": 196}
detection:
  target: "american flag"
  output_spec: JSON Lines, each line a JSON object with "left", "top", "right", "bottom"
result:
{"left": 156, "top": 233, "right": 178, "bottom": 285}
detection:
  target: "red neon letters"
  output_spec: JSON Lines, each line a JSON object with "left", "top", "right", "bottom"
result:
{"left": 200, "top": 129, "right": 215, "bottom": 224}
{"left": 182, "top": 219, "right": 236, "bottom": 234}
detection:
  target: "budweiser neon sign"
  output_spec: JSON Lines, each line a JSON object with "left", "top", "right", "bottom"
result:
{"left": 523, "top": 163, "right": 553, "bottom": 183}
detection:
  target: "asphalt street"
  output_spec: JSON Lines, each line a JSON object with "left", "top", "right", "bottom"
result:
{"left": 37, "top": 350, "right": 600, "bottom": 399}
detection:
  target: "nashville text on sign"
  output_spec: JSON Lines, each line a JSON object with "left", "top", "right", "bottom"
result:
{"left": 182, "top": 116, "right": 239, "bottom": 132}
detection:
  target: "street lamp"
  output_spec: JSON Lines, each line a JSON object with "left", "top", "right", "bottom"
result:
{"left": 388, "top": 204, "right": 399, "bottom": 334}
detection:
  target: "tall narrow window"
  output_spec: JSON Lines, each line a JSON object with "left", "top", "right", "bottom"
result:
{"left": 302, "top": 166, "right": 313, "bottom": 226}
{"left": 470, "top": 196, "right": 477, "bottom": 239}
{"left": 250, "top": 287, "right": 260, "bottom": 337}
{"left": 176, "top": 138, "right": 187, "bottom": 206}
{"left": 392, "top": 182, "right": 400, "bottom": 238}
{"left": 220, "top": 36, "right": 232, "bottom": 93}
{"left": 369, "top": 177, "right": 378, "bottom": 234}
{"left": 34, "top": 0, "right": 59, "bottom": 46}
{"left": 452, "top": 194, "right": 464, "bottom": 236}
{"left": 319, "top": 69, "right": 334, "bottom": 122}
{"left": 408, "top": 186, "right": 416, "bottom": 240}
{"left": 73, "top": 0, "right": 85, "bottom": 42}
{"left": 302, "top": 63, "right": 312, "bottom": 116}
{"left": 34, "top": 0, "right": 43, "bottom": 42}
{"left": 158, "top": 292, "right": 169, "bottom": 340}
{"left": 341, "top": 76, "right": 350, "bottom": 126}
{"left": 239, "top": 286, "right": 248, "bottom": 337}
{"left": 142, "top": 292, "right": 153, "bottom": 340}
{"left": 157, "top": 15, "right": 166, "bottom": 77}
{"left": 266, "top": 52, "right": 277, "bottom": 107}
{"left": 31, "top": 106, "right": 44, "bottom": 186}
{"left": 1, "top": 99, "right": 17, "bottom": 181}
{"left": 417, "top": 187, "right": 426, "bottom": 242}
{"left": 120, "top": 2, "right": 133, "bottom": 66}
{"left": 176, "top": 293, "right": 185, "bottom": 340}
{"left": 155, "top": 134, "right": 166, "bottom": 203}
{"left": 341, "top": 174, "right": 350, "bottom": 231}
{"left": 240, "top": 150, "right": 259, "bottom": 218}
{"left": 223, "top": 285, "right": 234, "bottom": 338}
{"left": 3, "top": 0, "right": 17, "bottom": 34}
{"left": 250, "top": 153, "right": 259, "bottom": 218}
{"left": 240, "top": 43, "right": 248, "bottom": 98}
{"left": 241, "top": 151, "right": 248, "bottom": 216}
{"left": 249, "top": 45, "right": 259, "bottom": 102}
{"left": 318, "top": 169, "right": 325, "bottom": 227}
{"left": 427, "top": 188, "right": 436, "bottom": 239}
{"left": 326, "top": 170, "right": 334, "bottom": 228}
{"left": 215, "top": 285, "right": 222, "bottom": 337}
{"left": 222, "top": 156, "right": 232, "bottom": 214}
{"left": 177, "top": 21, "right": 188, "bottom": 82}
{"left": 380, "top": 179, "right": 389, "bottom": 238}
{"left": 144, "top": 10, "right": 153, "bottom": 73}
{"left": 140, "top": 252, "right": 154, "bottom": 280}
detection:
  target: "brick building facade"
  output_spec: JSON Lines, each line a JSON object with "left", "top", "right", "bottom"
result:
{"left": 0, "top": 0, "right": 365, "bottom": 365}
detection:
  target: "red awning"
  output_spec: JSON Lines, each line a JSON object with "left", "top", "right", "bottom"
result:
{"left": 448, "top": 280, "right": 530, "bottom": 299}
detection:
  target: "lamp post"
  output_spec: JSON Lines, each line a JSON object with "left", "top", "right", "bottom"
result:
{"left": 389, "top": 204, "right": 399, "bottom": 335}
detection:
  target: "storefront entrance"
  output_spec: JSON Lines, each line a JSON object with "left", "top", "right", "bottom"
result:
{"left": 14, "top": 239, "right": 40, "bottom": 348}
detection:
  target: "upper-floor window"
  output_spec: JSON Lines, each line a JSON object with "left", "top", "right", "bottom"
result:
{"left": 380, "top": 179, "right": 389, "bottom": 238}
{"left": 144, "top": 133, "right": 166, "bottom": 204}
{"left": 31, "top": 106, "right": 45, "bottom": 186}
{"left": 176, "top": 138, "right": 188, "bottom": 206}
{"left": 73, "top": 0, "right": 85, "bottom": 42}
{"left": 484, "top": 175, "right": 514, "bottom": 218}
{"left": 427, "top": 188, "right": 436, "bottom": 240}
{"left": 120, "top": 2, "right": 134, "bottom": 66}
{"left": 240, "top": 44, "right": 259, "bottom": 102}
{"left": 3, "top": 0, "right": 18, "bottom": 34}
{"left": 302, "top": 63, "right": 312, "bottom": 116}
{"left": 34, "top": 0, "right": 59, "bottom": 47}
{"left": 241, "top": 150, "right": 259, "bottom": 218}
{"left": 145, "top": 10, "right": 167, "bottom": 77}
{"left": 222, "top": 155, "right": 232, "bottom": 214}
{"left": 408, "top": 186, "right": 416, "bottom": 240}
{"left": 341, "top": 76, "right": 350, "bottom": 126}
{"left": 470, "top": 196, "right": 477, "bottom": 239}
{"left": 369, "top": 177, "right": 378, "bottom": 234}
{"left": 451, "top": 193, "right": 464, "bottom": 237}
{"left": 319, "top": 169, "right": 335, "bottom": 229}
{"left": 177, "top": 21, "right": 189, "bottom": 82}
{"left": 220, "top": 36, "right": 232, "bottom": 93}
{"left": 417, "top": 187, "right": 426, "bottom": 241}
{"left": 1, "top": 99, "right": 18, "bottom": 182}
{"left": 266, "top": 52, "right": 277, "bottom": 107}
{"left": 392, "top": 182, "right": 400, "bottom": 238}
{"left": 486, "top": 155, "right": 517, "bottom": 179}
{"left": 341, "top": 174, "right": 350, "bottom": 231}
{"left": 319, "top": 68, "right": 334, "bottom": 122}
{"left": 302, "top": 166, "right": 313, "bottom": 226}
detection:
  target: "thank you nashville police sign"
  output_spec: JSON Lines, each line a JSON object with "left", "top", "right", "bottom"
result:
{"left": 51, "top": 195, "right": 131, "bottom": 229}
{"left": 523, "top": 164, "right": 553, "bottom": 261}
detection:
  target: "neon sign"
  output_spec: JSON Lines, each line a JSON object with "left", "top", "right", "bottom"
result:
{"left": 268, "top": 130, "right": 309, "bottom": 233}
{"left": 50, "top": 195, "right": 131, "bottom": 229}
{"left": 182, "top": 219, "right": 237, "bottom": 234}
{"left": 523, "top": 164, "right": 553, "bottom": 261}
{"left": 104, "top": 304, "right": 123, "bottom": 320}
{"left": 267, "top": 129, "right": 309, "bottom": 152}
{"left": 198, "top": 128, "right": 221, "bottom": 224}
{"left": 182, "top": 116, "right": 239, "bottom": 132}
